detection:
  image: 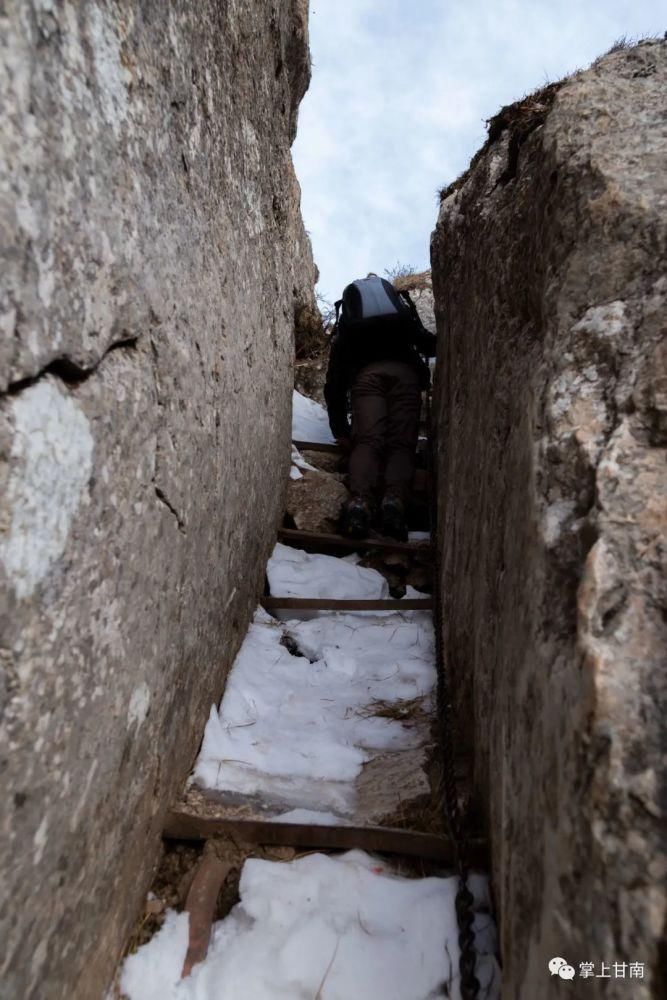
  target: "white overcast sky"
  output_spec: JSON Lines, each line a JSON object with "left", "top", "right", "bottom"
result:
{"left": 292, "top": 0, "right": 663, "bottom": 303}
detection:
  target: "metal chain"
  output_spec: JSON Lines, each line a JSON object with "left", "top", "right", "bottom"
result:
{"left": 425, "top": 383, "right": 481, "bottom": 1000}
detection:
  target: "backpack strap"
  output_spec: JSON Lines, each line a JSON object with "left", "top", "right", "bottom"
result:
{"left": 399, "top": 289, "right": 426, "bottom": 330}
{"left": 332, "top": 299, "right": 343, "bottom": 334}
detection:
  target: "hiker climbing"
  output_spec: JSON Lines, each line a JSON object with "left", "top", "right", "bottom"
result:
{"left": 324, "top": 274, "right": 437, "bottom": 540}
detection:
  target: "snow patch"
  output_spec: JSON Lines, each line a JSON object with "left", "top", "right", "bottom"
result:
{"left": 267, "top": 542, "right": 388, "bottom": 602}
{"left": 121, "top": 851, "right": 501, "bottom": 1000}
{"left": 194, "top": 600, "right": 435, "bottom": 815}
{"left": 291, "top": 444, "right": 318, "bottom": 472}
{"left": 272, "top": 808, "right": 352, "bottom": 826}
{"left": 0, "top": 379, "right": 94, "bottom": 599}
{"left": 121, "top": 909, "right": 189, "bottom": 1000}
{"left": 292, "top": 390, "right": 335, "bottom": 444}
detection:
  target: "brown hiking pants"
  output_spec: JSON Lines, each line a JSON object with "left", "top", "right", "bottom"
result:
{"left": 349, "top": 360, "right": 422, "bottom": 504}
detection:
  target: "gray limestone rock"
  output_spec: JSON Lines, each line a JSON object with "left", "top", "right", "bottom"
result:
{"left": 287, "top": 469, "right": 348, "bottom": 533}
{"left": 0, "top": 2, "right": 315, "bottom": 997}
{"left": 431, "top": 40, "right": 666, "bottom": 1000}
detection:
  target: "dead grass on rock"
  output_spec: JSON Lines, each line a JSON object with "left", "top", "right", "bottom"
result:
{"left": 294, "top": 301, "right": 326, "bottom": 360}
{"left": 439, "top": 79, "right": 564, "bottom": 201}
{"left": 380, "top": 790, "right": 445, "bottom": 838}
{"left": 391, "top": 269, "right": 432, "bottom": 293}
{"left": 360, "top": 695, "right": 430, "bottom": 723}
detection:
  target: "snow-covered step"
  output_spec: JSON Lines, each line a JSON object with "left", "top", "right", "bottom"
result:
{"left": 163, "top": 787, "right": 490, "bottom": 865}
{"left": 261, "top": 595, "right": 433, "bottom": 611}
{"left": 121, "top": 851, "right": 501, "bottom": 1000}
{"left": 278, "top": 526, "right": 432, "bottom": 554}
{"left": 292, "top": 437, "right": 341, "bottom": 453}
{"left": 189, "top": 608, "right": 437, "bottom": 828}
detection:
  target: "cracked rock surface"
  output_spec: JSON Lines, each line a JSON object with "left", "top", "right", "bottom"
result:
{"left": 431, "top": 40, "right": 666, "bottom": 1000}
{"left": 0, "top": 2, "right": 315, "bottom": 998}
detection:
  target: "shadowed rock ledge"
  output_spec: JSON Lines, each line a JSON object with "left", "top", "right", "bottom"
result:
{"left": 431, "top": 39, "right": 666, "bottom": 1000}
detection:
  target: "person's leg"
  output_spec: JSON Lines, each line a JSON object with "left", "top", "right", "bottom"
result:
{"left": 348, "top": 366, "right": 388, "bottom": 501}
{"left": 384, "top": 364, "right": 422, "bottom": 504}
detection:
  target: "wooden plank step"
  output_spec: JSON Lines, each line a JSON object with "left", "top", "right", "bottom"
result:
{"left": 164, "top": 808, "right": 488, "bottom": 866}
{"left": 293, "top": 439, "right": 340, "bottom": 453}
{"left": 278, "top": 527, "right": 432, "bottom": 555}
{"left": 261, "top": 596, "right": 433, "bottom": 612}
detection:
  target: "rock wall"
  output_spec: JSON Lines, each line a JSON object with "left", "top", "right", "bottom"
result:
{"left": 0, "top": 2, "right": 315, "bottom": 997}
{"left": 431, "top": 42, "right": 666, "bottom": 999}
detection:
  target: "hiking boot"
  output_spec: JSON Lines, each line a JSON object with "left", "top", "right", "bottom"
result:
{"left": 340, "top": 495, "right": 372, "bottom": 539}
{"left": 380, "top": 493, "right": 408, "bottom": 541}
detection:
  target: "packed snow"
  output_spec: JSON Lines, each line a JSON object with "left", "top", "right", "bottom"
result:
{"left": 291, "top": 445, "right": 318, "bottom": 472}
{"left": 193, "top": 603, "right": 435, "bottom": 816}
{"left": 194, "top": 544, "right": 434, "bottom": 815}
{"left": 292, "top": 389, "right": 335, "bottom": 443}
{"left": 121, "top": 850, "right": 501, "bottom": 1000}
{"left": 290, "top": 444, "right": 318, "bottom": 483}
{"left": 267, "top": 542, "right": 389, "bottom": 601}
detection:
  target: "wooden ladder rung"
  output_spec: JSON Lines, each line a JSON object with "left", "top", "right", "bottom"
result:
{"left": 163, "top": 808, "right": 487, "bottom": 866}
{"left": 293, "top": 439, "right": 340, "bottom": 453}
{"left": 261, "top": 596, "right": 433, "bottom": 611}
{"left": 278, "top": 527, "right": 431, "bottom": 555}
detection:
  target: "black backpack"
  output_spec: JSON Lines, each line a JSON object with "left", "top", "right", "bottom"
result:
{"left": 332, "top": 275, "right": 433, "bottom": 388}
{"left": 334, "top": 276, "right": 412, "bottom": 334}
{"left": 333, "top": 276, "right": 426, "bottom": 363}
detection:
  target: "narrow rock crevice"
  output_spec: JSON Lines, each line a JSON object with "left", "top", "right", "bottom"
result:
{"left": 154, "top": 485, "right": 186, "bottom": 534}
{"left": 2, "top": 336, "right": 140, "bottom": 399}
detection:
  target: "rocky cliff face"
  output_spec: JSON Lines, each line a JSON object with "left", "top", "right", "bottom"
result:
{"left": 0, "top": 2, "right": 315, "bottom": 996}
{"left": 431, "top": 41, "right": 666, "bottom": 999}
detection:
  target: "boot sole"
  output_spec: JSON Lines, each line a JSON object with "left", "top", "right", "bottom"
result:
{"left": 345, "top": 512, "right": 370, "bottom": 538}
{"left": 380, "top": 511, "right": 408, "bottom": 542}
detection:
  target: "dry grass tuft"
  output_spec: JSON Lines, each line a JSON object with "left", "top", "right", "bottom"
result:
{"left": 359, "top": 695, "right": 429, "bottom": 722}
{"left": 391, "top": 269, "right": 432, "bottom": 293}
{"left": 294, "top": 300, "right": 326, "bottom": 360}
{"left": 439, "top": 80, "right": 563, "bottom": 202}
{"left": 438, "top": 36, "right": 665, "bottom": 203}
{"left": 380, "top": 791, "right": 445, "bottom": 837}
